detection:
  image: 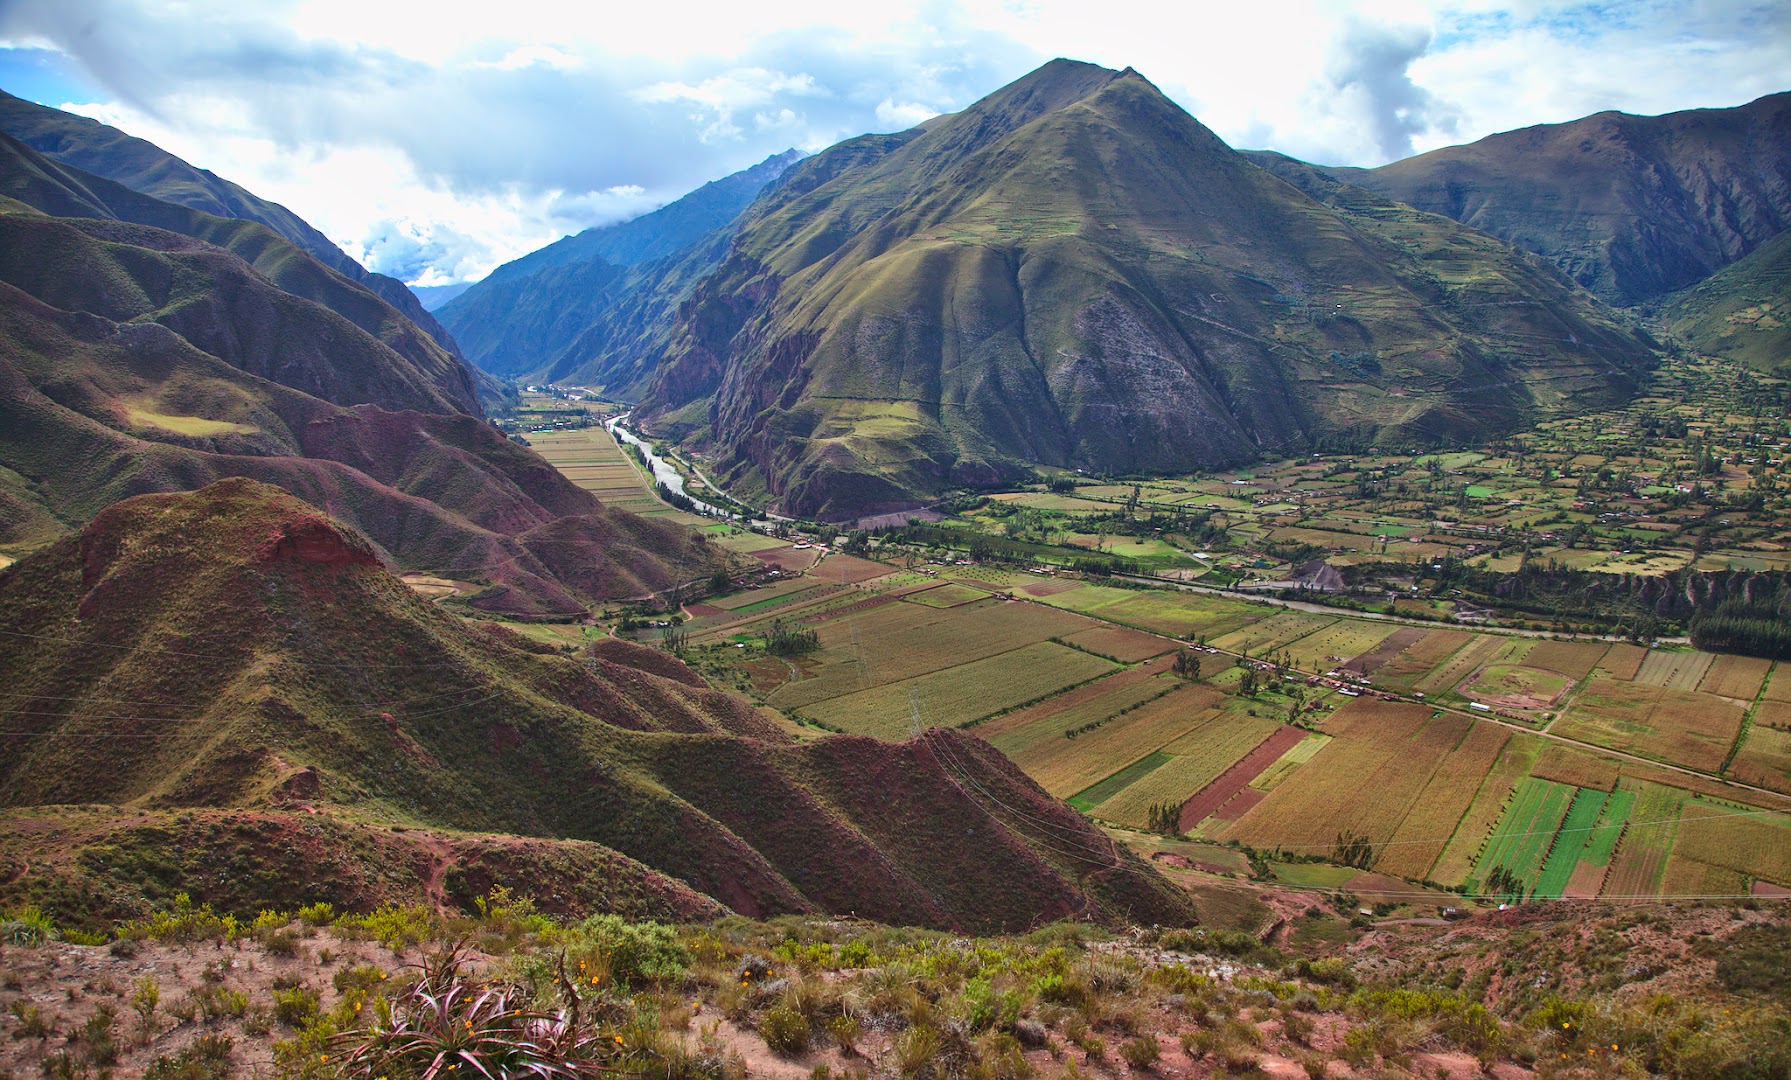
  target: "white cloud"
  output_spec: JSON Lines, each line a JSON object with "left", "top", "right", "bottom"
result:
{"left": 3, "top": 0, "right": 1784, "bottom": 282}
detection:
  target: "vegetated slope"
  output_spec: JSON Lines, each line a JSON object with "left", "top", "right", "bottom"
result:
{"left": 1289, "top": 92, "right": 1791, "bottom": 307}
{"left": 0, "top": 137, "right": 722, "bottom": 612}
{"left": 0, "top": 480, "right": 1195, "bottom": 932}
{"left": 635, "top": 59, "right": 1655, "bottom": 521}
{"left": 436, "top": 150, "right": 801, "bottom": 391}
{"left": 0, "top": 89, "right": 493, "bottom": 404}
{"left": 0, "top": 131, "right": 478, "bottom": 415}
{"left": 1661, "top": 229, "right": 1791, "bottom": 371}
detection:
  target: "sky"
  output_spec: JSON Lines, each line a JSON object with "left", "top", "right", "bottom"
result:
{"left": 1, "top": 1, "right": 1786, "bottom": 286}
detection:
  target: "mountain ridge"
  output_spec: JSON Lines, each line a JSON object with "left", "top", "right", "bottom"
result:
{"left": 634, "top": 59, "right": 1655, "bottom": 519}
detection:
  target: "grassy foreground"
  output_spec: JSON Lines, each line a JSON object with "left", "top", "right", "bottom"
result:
{"left": 4, "top": 890, "right": 1788, "bottom": 1078}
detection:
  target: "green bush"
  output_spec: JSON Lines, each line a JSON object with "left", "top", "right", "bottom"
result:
{"left": 758, "top": 1003, "right": 810, "bottom": 1055}
{"left": 272, "top": 984, "right": 320, "bottom": 1028}
{"left": 296, "top": 901, "right": 336, "bottom": 927}
{"left": 571, "top": 915, "right": 689, "bottom": 986}
{"left": 335, "top": 904, "right": 439, "bottom": 949}
{"left": 143, "top": 1035, "right": 233, "bottom": 1080}
{"left": 0, "top": 904, "right": 57, "bottom": 945}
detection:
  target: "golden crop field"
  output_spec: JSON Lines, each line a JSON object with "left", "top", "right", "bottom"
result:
{"left": 1278, "top": 621, "right": 1401, "bottom": 673}
{"left": 983, "top": 672, "right": 1177, "bottom": 759}
{"left": 1669, "top": 799, "right": 1791, "bottom": 889}
{"left": 1059, "top": 625, "right": 1177, "bottom": 662}
{"left": 801, "top": 641, "right": 1117, "bottom": 737}
{"left": 1211, "top": 611, "right": 1336, "bottom": 656}
{"left": 1369, "top": 629, "right": 1474, "bottom": 692}
{"left": 1528, "top": 742, "right": 1622, "bottom": 791}
{"left": 1763, "top": 664, "right": 1791, "bottom": 703}
{"left": 1416, "top": 634, "right": 1503, "bottom": 694}
{"left": 1553, "top": 679, "right": 1745, "bottom": 773}
{"left": 1219, "top": 701, "right": 1461, "bottom": 854}
{"left": 1592, "top": 643, "right": 1649, "bottom": 681}
{"left": 1699, "top": 655, "right": 1774, "bottom": 701}
{"left": 1600, "top": 779, "right": 1685, "bottom": 897}
{"left": 1089, "top": 713, "right": 1284, "bottom": 829}
{"left": 1634, "top": 649, "right": 1717, "bottom": 691}
{"left": 769, "top": 600, "right": 1094, "bottom": 711}
{"left": 1728, "top": 725, "right": 1791, "bottom": 794}
{"left": 1428, "top": 738, "right": 1542, "bottom": 885}
{"left": 1376, "top": 722, "right": 1509, "bottom": 879}
{"left": 1014, "top": 687, "right": 1225, "bottom": 798}
{"left": 1523, "top": 640, "right": 1612, "bottom": 680}
{"left": 1754, "top": 701, "right": 1791, "bottom": 731}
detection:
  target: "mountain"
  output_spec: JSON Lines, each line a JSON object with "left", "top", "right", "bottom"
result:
{"left": 1262, "top": 92, "right": 1791, "bottom": 308}
{"left": 634, "top": 60, "right": 1656, "bottom": 520}
{"left": 0, "top": 89, "right": 512, "bottom": 408}
{"left": 0, "top": 480, "right": 1195, "bottom": 931}
{"left": 435, "top": 150, "right": 802, "bottom": 390}
{"left": 409, "top": 281, "right": 472, "bottom": 310}
{"left": 0, "top": 132, "right": 723, "bottom": 613}
{"left": 1661, "top": 229, "right": 1791, "bottom": 371}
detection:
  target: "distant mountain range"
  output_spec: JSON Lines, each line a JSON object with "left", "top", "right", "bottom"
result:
{"left": 434, "top": 149, "right": 802, "bottom": 392}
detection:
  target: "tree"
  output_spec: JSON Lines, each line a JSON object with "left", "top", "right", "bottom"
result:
{"left": 1332, "top": 830, "right": 1374, "bottom": 870}
{"left": 1147, "top": 802, "right": 1182, "bottom": 836}
{"left": 1172, "top": 651, "right": 1202, "bottom": 681}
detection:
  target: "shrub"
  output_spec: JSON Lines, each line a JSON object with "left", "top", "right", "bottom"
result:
{"left": 1120, "top": 1035, "right": 1162, "bottom": 1068}
{"left": 572, "top": 915, "right": 690, "bottom": 987}
{"left": 758, "top": 1003, "right": 810, "bottom": 1055}
{"left": 0, "top": 904, "right": 57, "bottom": 945}
{"left": 272, "top": 984, "right": 321, "bottom": 1028}
{"left": 335, "top": 904, "right": 439, "bottom": 949}
{"left": 297, "top": 901, "right": 336, "bottom": 927}
{"left": 119, "top": 894, "right": 230, "bottom": 943}
{"left": 9, "top": 1000, "right": 49, "bottom": 1039}
{"left": 144, "top": 1035, "right": 234, "bottom": 1080}
{"left": 1032, "top": 972, "right": 1090, "bottom": 1007}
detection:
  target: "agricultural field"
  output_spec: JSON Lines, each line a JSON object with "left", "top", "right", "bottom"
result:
{"left": 1469, "top": 778, "right": 1579, "bottom": 894}
{"left": 1699, "top": 655, "right": 1774, "bottom": 700}
{"left": 1085, "top": 713, "right": 1285, "bottom": 828}
{"left": 1553, "top": 679, "right": 1746, "bottom": 773}
{"left": 797, "top": 641, "right": 1117, "bottom": 738}
{"left": 1729, "top": 725, "right": 1791, "bottom": 794}
{"left": 1635, "top": 649, "right": 1717, "bottom": 691}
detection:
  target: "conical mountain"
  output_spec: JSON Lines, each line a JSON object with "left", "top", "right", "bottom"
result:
{"left": 0, "top": 480, "right": 1194, "bottom": 931}
{"left": 637, "top": 60, "right": 1654, "bottom": 520}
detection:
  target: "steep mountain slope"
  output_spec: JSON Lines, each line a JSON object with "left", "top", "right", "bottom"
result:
{"left": 0, "top": 89, "right": 484, "bottom": 397}
{"left": 436, "top": 151, "right": 801, "bottom": 389}
{"left": 0, "top": 134, "right": 722, "bottom": 612}
{"left": 1661, "top": 229, "right": 1791, "bottom": 370}
{"left": 637, "top": 60, "right": 1655, "bottom": 520}
{"left": 0, "top": 480, "right": 1195, "bottom": 931}
{"left": 0, "top": 132, "right": 478, "bottom": 414}
{"left": 1292, "top": 92, "right": 1791, "bottom": 307}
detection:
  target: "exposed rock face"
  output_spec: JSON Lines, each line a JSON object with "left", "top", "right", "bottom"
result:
{"left": 255, "top": 516, "right": 381, "bottom": 567}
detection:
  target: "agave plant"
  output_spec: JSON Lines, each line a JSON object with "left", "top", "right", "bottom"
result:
{"left": 334, "top": 943, "right": 613, "bottom": 1078}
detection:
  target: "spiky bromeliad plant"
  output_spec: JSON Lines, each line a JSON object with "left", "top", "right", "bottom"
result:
{"left": 334, "top": 944, "right": 612, "bottom": 1078}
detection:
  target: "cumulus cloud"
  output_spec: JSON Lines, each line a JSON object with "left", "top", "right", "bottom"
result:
{"left": 1, "top": 0, "right": 1783, "bottom": 282}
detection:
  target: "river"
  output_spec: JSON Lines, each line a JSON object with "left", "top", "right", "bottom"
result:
{"left": 605, "top": 414, "right": 728, "bottom": 518}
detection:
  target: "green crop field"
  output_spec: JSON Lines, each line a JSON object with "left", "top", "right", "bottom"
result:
{"left": 800, "top": 641, "right": 1116, "bottom": 738}
{"left": 1532, "top": 788, "right": 1613, "bottom": 897}
{"left": 1470, "top": 778, "right": 1578, "bottom": 893}
{"left": 903, "top": 582, "right": 990, "bottom": 608}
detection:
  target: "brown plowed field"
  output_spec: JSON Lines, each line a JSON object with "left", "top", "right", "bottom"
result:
{"left": 1177, "top": 725, "right": 1307, "bottom": 831}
